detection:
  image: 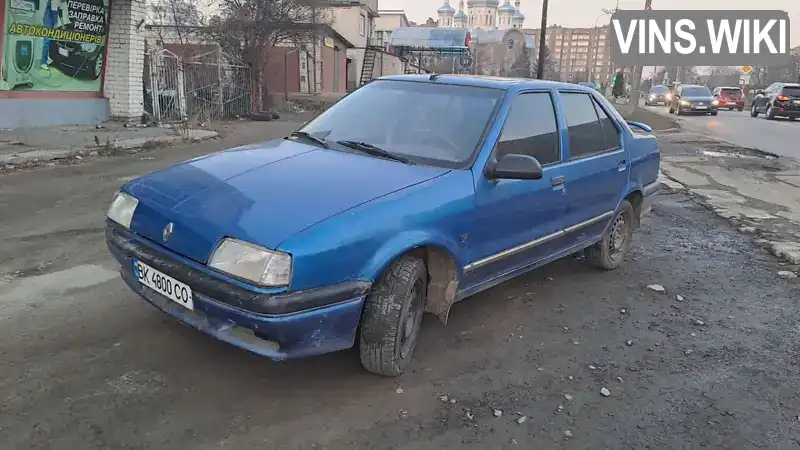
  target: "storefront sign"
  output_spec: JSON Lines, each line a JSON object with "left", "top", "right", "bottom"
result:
{"left": 1, "top": 0, "right": 109, "bottom": 92}
{"left": 323, "top": 37, "right": 334, "bottom": 48}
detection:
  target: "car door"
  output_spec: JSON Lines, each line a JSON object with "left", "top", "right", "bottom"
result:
{"left": 557, "top": 90, "right": 628, "bottom": 248}
{"left": 757, "top": 84, "right": 777, "bottom": 111}
{"left": 465, "top": 90, "right": 570, "bottom": 287}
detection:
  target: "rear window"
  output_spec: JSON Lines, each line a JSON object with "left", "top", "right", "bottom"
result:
{"left": 781, "top": 86, "right": 800, "bottom": 96}
{"left": 720, "top": 88, "right": 742, "bottom": 96}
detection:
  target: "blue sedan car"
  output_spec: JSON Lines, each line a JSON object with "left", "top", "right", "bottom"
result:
{"left": 106, "top": 74, "right": 660, "bottom": 377}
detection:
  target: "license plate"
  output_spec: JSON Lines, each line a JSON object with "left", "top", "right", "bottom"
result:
{"left": 134, "top": 259, "right": 194, "bottom": 310}
{"left": 58, "top": 47, "right": 68, "bottom": 57}
{"left": 695, "top": 106, "right": 708, "bottom": 109}
{"left": 793, "top": 100, "right": 800, "bottom": 105}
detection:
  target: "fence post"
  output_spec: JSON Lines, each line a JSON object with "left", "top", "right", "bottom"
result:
{"left": 177, "top": 62, "right": 188, "bottom": 121}
{"left": 216, "top": 46, "right": 225, "bottom": 119}
{"left": 150, "top": 50, "right": 161, "bottom": 122}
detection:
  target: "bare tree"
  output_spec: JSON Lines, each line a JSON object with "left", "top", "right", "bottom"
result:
{"left": 149, "top": 0, "right": 208, "bottom": 47}
{"left": 207, "top": 0, "right": 331, "bottom": 110}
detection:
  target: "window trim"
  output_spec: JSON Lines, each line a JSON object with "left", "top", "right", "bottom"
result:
{"left": 487, "top": 89, "right": 563, "bottom": 169}
{"left": 590, "top": 95, "right": 622, "bottom": 153}
{"left": 557, "top": 89, "right": 623, "bottom": 161}
{"left": 359, "top": 14, "right": 366, "bottom": 36}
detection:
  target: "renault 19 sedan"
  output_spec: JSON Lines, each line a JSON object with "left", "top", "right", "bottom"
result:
{"left": 106, "top": 75, "right": 661, "bottom": 377}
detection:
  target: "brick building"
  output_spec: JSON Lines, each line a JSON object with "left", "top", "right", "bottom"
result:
{"left": 0, "top": 0, "right": 147, "bottom": 127}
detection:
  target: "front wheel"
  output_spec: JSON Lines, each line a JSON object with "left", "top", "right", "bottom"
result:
{"left": 359, "top": 255, "right": 427, "bottom": 377}
{"left": 587, "top": 201, "right": 635, "bottom": 270}
{"left": 750, "top": 104, "right": 759, "bottom": 117}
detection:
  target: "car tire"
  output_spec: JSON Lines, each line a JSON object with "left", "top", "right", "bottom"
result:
{"left": 359, "top": 255, "right": 427, "bottom": 377}
{"left": 738, "top": 107, "right": 744, "bottom": 112}
{"left": 766, "top": 106, "right": 777, "bottom": 120}
{"left": 587, "top": 200, "right": 635, "bottom": 271}
{"left": 711, "top": 112, "right": 718, "bottom": 116}
{"left": 750, "top": 104, "right": 759, "bottom": 117}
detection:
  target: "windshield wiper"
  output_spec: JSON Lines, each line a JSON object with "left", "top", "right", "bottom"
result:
{"left": 287, "top": 131, "right": 329, "bottom": 148}
{"left": 336, "top": 140, "right": 413, "bottom": 165}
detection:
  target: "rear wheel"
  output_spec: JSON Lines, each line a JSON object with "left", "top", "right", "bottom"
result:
{"left": 359, "top": 255, "right": 427, "bottom": 377}
{"left": 587, "top": 201, "right": 635, "bottom": 270}
{"left": 766, "top": 106, "right": 777, "bottom": 120}
{"left": 738, "top": 107, "right": 744, "bottom": 112}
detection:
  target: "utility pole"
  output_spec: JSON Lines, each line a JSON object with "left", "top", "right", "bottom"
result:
{"left": 625, "top": 0, "right": 652, "bottom": 115}
{"left": 536, "top": 0, "right": 548, "bottom": 79}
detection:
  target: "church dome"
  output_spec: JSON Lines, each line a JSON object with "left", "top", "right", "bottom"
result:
{"left": 497, "top": 0, "right": 515, "bottom": 13}
{"left": 437, "top": 1, "right": 456, "bottom": 14}
{"left": 513, "top": 9, "right": 525, "bottom": 20}
{"left": 454, "top": 10, "right": 468, "bottom": 21}
{"left": 467, "top": 0, "right": 500, "bottom": 8}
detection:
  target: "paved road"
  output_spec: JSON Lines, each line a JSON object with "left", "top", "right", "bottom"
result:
{"left": 642, "top": 101, "right": 799, "bottom": 158}
{"left": 2, "top": 126, "right": 800, "bottom": 449}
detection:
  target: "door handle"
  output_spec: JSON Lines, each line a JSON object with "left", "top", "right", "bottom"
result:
{"left": 618, "top": 160, "right": 627, "bottom": 171}
{"left": 551, "top": 176, "right": 564, "bottom": 186}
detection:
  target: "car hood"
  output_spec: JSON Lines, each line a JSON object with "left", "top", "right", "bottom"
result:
{"left": 682, "top": 96, "right": 714, "bottom": 102}
{"left": 125, "top": 139, "right": 449, "bottom": 263}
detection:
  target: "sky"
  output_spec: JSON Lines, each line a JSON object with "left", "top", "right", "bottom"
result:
{"left": 379, "top": 0, "right": 800, "bottom": 47}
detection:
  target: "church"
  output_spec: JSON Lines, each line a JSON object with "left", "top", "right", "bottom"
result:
{"left": 436, "top": 0, "right": 525, "bottom": 30}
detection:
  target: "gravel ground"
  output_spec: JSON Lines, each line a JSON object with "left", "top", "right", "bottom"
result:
{"left": 1, "top": 127, "right": 799, "bottom": 449}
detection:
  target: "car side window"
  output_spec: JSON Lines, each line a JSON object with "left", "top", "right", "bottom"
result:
{"left": 591, "top": 97, "right": 622, "bottom": 150}
{"left": 560, "top": 92, "right": 607, "bottom": 159}
{"left": 495, "top": 92, "right": 560, "bottom": 166}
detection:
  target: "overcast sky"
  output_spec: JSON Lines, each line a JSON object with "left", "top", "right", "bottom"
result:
{"left": 379, "top": 0, "right": 799, "bottom": 47}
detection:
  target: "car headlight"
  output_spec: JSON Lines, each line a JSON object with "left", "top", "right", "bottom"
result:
{"left": 107, "top": 191, "right": 138, "bottom": 229}
{"left": 208, "top": 238, "right": 292, "bottom": 287}
{"left": 680, "top": 100, "right": 690, "bottom": 106}
{"left": 80, "top": 43, "right": 98, "bottom": 52}
{"left": 666, "top": 93, "right": 672, "bottom": 100}
{"left": 712, "top": 100, "right": 719, "bottom": 105}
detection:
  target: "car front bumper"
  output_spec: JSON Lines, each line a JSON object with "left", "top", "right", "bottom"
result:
{"left": 106, "top": 222, "right": 370, "bottom": 361}
{"left": 678, "top": 104, "right": 718, "bottom": 113}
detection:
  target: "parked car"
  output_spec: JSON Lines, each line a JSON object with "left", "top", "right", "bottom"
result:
{"left": 711, "top": 86, "right": 745, "bottom": 111}
{"left": 668, "top": 84, "right": 718, "bottom": 116}
{"left": 105, "top": 75, "right": 661, "bottom": 377}
{"left": 750, "top": 82, "right": 800, "bottom": 120}
{"left": 645, "top": 84, "right": 671, "bottom": 106}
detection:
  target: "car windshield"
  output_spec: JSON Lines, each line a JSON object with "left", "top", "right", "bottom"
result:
{"left": 682, "top": 86, "right": 712, "bottom": 96}
{"left": 651, "top": 86, "right": 669, "bottom": 93}
{"left": 298, "top": 80, "right": 505, "bottom": 169}
{"left": 781, "top": 86, "right": 800, "bottom": 96}
{"left": 720, "top": 88, "right": 742, "bottom": 96}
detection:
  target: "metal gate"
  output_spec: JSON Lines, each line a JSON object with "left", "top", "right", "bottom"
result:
{"left": 145, "top": 48, "right": 252, "bottom": 123}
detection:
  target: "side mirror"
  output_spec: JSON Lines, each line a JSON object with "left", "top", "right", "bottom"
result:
{"left": 486, "top": 154, "right": 543, "bottom": 180}
{"left": 626, "top": 121, "right": 652, "bottom": 133}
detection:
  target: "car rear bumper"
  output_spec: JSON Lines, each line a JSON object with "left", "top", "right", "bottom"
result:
{"left": 772, "top": 107, "right": 800, "bottom": 117}
{"left": 719, "top": 101, "right": 744, "bottom": 108}
{"left": 106, "top": 222, "right": 369, "bottom": 361}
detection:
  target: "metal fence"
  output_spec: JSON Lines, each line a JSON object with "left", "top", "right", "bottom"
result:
{"left": 144, "top": 48, "right": 253, "bottom": 123}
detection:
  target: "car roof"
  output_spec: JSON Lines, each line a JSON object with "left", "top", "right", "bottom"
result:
{"left": 376, "top": 74, "right": 597, "bottom": 92}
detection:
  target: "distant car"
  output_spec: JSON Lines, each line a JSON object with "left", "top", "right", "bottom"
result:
{"left": 712, "top": 86, "right": 745, "bottom": 111}
{"left": 645, "top": 84, "right": 671, "bottom": 106}
{"left": 750, "top": 82, "right": 800, "bottom": 120}
{"left": 105, "top": 75, "right": 661, "bottom": 377}
{"left": 668, "top": 85, "right": 718, "bottom": 116}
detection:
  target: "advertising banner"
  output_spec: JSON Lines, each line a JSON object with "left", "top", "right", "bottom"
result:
{"left": 1, "top": 0, "right": 109, "bottom": 92}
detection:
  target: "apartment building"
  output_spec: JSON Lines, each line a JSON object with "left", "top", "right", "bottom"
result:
{"left": 374, "top": 10, "right": 411, "bottom": 47}
{"left": 523, "top": 25, "right": 615, "bottom": 83}
{"left": 324, "top": 0, "right": 379, "bottom": 90}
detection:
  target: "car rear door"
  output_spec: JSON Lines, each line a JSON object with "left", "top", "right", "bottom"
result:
{"left": 465, "top": 90, "right": 570, "bottom": 287}
{"left": 556, "top": 90, "right": 629, "bottom": 248}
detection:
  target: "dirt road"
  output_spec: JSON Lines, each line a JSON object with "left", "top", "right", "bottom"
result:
{"left": 1, "top": 120, "right": 799, "bottom": 449}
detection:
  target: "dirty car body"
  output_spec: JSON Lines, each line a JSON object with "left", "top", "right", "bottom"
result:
{"left": 106, "top": 75, "right": 661, "bottom": 376}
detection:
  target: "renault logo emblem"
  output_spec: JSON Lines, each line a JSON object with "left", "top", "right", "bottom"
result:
{"left": 162, "top": 222, "right": 174, "bottom": 242}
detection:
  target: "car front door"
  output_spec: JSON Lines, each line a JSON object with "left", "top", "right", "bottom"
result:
{"left": 757, "top": 84, "right": 777, "bottom": 111}
{"left": 557, "top": 90, "right": 629, "bottom": 247}
{"left": 465, "top": 90, "right": 570, "bottom": 288}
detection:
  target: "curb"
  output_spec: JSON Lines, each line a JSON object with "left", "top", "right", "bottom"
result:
{"left": 0, "top": 130, "right": 218, "bottom": 166}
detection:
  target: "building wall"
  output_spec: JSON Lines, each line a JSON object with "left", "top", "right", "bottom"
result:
{"left": 320, "top": 42, "right": 347, "bottom": 93}
{"left": 104, "top": 0, "right": 146, "bottom": 120}
{"left": 524, "top": 25, "right": 613, "bottom": 83}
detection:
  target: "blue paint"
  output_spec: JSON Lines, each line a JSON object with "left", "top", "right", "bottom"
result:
{"left": 109, "top": 74, "right": 661, "bottom": 362}
{"left": 626, "top": 121, "right": 653, "bottom": 133}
